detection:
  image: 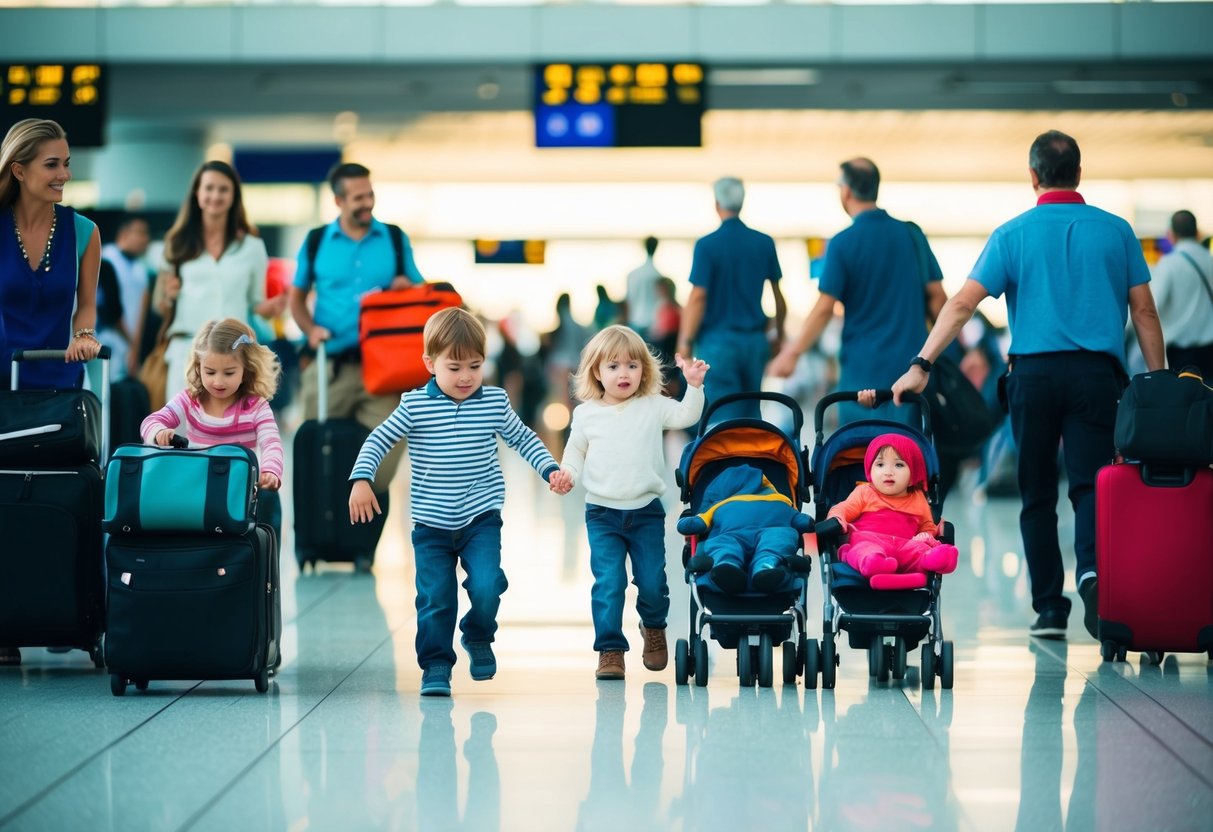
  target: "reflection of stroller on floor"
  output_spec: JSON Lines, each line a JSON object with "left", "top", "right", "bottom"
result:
{"left": 671, "top": 392, "right": 814, "bottom": 689}
{"left": 808, "top": 391, "right": 956, "bottom": 690}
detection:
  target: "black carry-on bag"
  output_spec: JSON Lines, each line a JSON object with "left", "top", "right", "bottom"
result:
{"left": 105, "top": 523, "right": 281, "bottom": 695}
{"left": 0, "top": 348, "right": 112, "bottom": 666}
{"left": 292, "top": 342, "right": 389, "bottom": 571}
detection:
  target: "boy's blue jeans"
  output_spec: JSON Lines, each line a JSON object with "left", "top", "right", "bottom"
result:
{"left": 586, "top": 499, "right": 670, "bottom": 652}
{"left": 412, "top": 510, "right": 507, "bottom": 669}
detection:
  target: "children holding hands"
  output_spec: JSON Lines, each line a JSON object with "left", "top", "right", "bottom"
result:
{"left": 349, "top": 307, "right": 567, "bottom": 697}
{"left": 556, "top": 325, "right": 709, "bottom": 680}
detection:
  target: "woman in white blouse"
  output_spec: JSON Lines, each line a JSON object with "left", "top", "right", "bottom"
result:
{"left": 154, "top": 160, "right": 285, "bottom": 400}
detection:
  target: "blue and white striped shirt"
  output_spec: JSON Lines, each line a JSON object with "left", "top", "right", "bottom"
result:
{"left": 349, "top": 379, "right": 558, "bottom": 530}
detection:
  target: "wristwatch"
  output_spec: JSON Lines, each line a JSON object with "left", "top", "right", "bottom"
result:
{"left": 909, "top": 356, "right": 933, "bottom": 374}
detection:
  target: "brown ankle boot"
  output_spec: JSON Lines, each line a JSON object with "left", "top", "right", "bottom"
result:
{"left": 596, "top": 650, "right": 625, "bottom": 680}
{"left": 639, "top": 625, "right": 668, "bottom": 671}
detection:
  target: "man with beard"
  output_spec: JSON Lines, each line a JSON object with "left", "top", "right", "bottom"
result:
{"left": 290, "top": 162, "right": 425, "bottom": 516}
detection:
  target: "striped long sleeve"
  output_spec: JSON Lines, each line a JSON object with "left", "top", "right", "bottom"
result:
{"left": 140, "top": 391, "right": 285, "bottom": 480}
{"left": 350, "top": 381, "right": 558, "bottom": 529}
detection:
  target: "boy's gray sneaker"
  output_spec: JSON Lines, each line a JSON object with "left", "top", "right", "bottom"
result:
{"left": 421, "top": 664, "right": 452, "bottom": 697}
{"left": 461, "top": 637, "right": 497, "bottom": 680}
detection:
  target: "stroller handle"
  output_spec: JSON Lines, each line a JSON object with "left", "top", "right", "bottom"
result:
{"left": 813, "top": 389, "right": 932, "bottom": 445}
{"left": 696, "top": 391, "right": 803, "bottom": 439}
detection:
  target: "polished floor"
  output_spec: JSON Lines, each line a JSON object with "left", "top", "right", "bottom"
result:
{"left": 2, "top": 433, "right": 1211, "bottom": 832}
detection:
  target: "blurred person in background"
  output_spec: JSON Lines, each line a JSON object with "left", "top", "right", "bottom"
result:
{"left": 623, "top": 235, "right": 662, "bottom": 342}
{"left": 99, "top": 214, "right": 152, "bottom": 379}
{"left": 1151, "top": 210, "right": 1213, "bottom": 377}
{"left": 154, "top": 161, "right": 280, "bottom": 401}
{"left": 678, "top": 176, "right": 785, "bottom": 422}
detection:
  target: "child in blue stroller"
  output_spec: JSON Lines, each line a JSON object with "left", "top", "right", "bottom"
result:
{"left": 808, "top": 390, "right": 957, "bottom": 689}
{"left": 671, "top": 392, "right": 815, "bottom": 688}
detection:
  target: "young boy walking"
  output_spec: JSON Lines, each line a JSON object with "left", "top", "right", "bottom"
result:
{"left": 350, "top": 307, "right": 571, "bottom": 696}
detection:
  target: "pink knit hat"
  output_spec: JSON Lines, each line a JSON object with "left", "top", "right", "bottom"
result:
{"left": 864, "top": 433, "right": 928, "bottom": 491}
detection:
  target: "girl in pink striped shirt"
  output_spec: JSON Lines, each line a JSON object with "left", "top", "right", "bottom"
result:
{"left": 140, "top": 317, "right": 284, "bottom": 495}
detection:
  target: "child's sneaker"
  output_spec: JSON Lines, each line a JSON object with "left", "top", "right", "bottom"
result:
{"left": 461, "top": 637, "right": 497, "bottom": 680}
{"left": 639, "top": 625, "right": 668, "bottom": 671}
{"left": 420, "top": 664, "right": 452, "bottom": 696}
{"left": 596, "top": 650, "right": 626, "bottom": 679}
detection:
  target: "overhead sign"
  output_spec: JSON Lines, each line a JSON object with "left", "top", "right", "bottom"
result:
{"left": 1, "top": 64, "right": 106, "bottom": 147}
{"left": 535, "top": 62, "right": 705, "bottom": 148}
{"left": 474, "top": 240, "right": 546, "bottom": 265}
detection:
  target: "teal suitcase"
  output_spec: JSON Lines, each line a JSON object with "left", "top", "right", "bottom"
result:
{"left": 103, "top": 443, "right": 259, "bottom": 535}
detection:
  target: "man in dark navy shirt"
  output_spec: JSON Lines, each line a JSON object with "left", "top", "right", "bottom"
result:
{"left": 677, "top": 177, "right": 785, "bottom": 422}
{"left": 770, "top": 158, "right": 947, "bottom": 425}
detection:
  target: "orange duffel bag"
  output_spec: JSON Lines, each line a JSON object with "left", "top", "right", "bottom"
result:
{"left": 359, "top": 282, "right": 463, "bottom": 396}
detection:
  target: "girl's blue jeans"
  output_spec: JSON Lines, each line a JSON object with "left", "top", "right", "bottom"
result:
{"left": 586, "top": 499, "right": 670, "bottom": 652}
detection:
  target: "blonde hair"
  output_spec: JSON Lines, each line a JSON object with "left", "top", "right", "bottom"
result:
{"left": 573, "top": 325, "right": 663, "bottom": 402}
{"left": 424, "top": 306, "right": 483, "bottom": 361}
{"left": 1, "top": 119, "right": 67, "bottom": 208}
{"left": 185, "top": 318, "right": 281, "bottom": 403}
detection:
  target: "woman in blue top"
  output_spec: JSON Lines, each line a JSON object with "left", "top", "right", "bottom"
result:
{"left": 0, "top": 119, "right": 102, "bottom": 392}
{"left": 0, "top": 119, "right": 101, "bottom": 667}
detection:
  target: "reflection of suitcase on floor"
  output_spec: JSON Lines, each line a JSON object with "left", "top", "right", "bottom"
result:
{"left": 1095, "top": 462, "right": 1213, "bottom": 660}
{"left": 105, "top": 523, "right": 281, "bottom": 695}
{"left": 292, "top": 344, "right": 388, "bottom": 570}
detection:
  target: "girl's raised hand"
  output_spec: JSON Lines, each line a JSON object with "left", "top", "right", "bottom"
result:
{"left": 675, "top": 353, "right": 710, "bottom": 387}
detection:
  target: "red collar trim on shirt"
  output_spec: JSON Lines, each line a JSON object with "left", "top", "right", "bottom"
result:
{"left": 1036, "top": 190, "right": 1085, "bottom": 205}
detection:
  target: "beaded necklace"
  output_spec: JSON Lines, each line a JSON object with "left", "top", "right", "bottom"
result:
{"left": 12, "top": 206, "right": 56, "bottom": 273}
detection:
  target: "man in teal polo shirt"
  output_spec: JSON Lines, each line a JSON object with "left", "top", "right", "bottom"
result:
{"left": 289, "top": 162, "right": 424, "bottom": 504}
{"left": 892, "top": 130, "right": 1165, "bottom": 641}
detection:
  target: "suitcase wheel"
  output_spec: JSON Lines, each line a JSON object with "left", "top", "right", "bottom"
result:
{"left": 1144, "top": 651, "right": 1164, "bottom": 666}
{"left": 110, "top": 674, "right": 127, "bottom": 697}
{"left": 89, "top": 643, "right": 105, "bottom": 670}
{"left": 254, "top": 667, "right": 269, "bottom": 694}
{"left": 134, "top": 679, "right": 149, "bottom": 691}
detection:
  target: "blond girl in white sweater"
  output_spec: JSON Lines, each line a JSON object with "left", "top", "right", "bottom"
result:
{"left": 557, "top": 325, "right": 709, "bottom": 679}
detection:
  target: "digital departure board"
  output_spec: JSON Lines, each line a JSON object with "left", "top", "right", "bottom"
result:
{"left": 1, "top": 64, "right": 106, "bottom": 147}
{"left": 535, "top": 63, "right": 705, "bottom": 148}
{"left": 474, "top": 240, "right": 546, "bottom": 265}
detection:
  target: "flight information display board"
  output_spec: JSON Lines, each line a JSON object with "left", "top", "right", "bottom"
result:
{"left": 535, "top": 62, "right": 704, "bottom": 148}
{"left": 1, "top": 64, "right": 106, "bottom": 147}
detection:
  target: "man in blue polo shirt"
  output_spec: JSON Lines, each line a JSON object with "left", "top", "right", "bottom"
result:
{"left": 892, "top": 130, "right": 1165, "bottom": 641}
{"left": 770, "top": 157, "right": 947, "bottom": 425}
{"left": 289, "top": 162, "right": 424, "bottom": 507}
{"left": 677, "top": 176, "right": 785, "bottom": 422}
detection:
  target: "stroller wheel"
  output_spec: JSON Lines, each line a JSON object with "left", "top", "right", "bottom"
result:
{"left": 804, "top": 639, "right": 820, "bottom": 689}
{"left": 821, "top": 637, "right": 837, "bottom": 690}
{"left": 694, "top": 638, "right": 709, "bottom": 687}
{"left": 782, "top": 641, "right": 798, "bottom": 685}
{"left": 758, "top": 633, "right": 774, "bottom": 688}
{"left": 868, "top": 639, "right": 880, "bottom": 677}
{"left": 874, "top": 638, "right": 890, "bottom": 683}
{"left": 940, "top": 640, "right": 955, "bottom": 689}
{"left": 892, "top": 637, "right": 908, "bottom": 681}
{"left": 921, "top": 643, "right": 936, "bottom": 690}
{"left": 737, "top": 642, "right": 754, "bottom": 687}
{"left": 1100, "top": 640, "right": 1118, "bottom": 662}
{"left": 674, "top": 639, "right": 690, "bottom": 686}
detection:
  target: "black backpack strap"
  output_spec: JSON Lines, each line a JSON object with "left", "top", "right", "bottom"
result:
{"left": 387, "top": 224, "right": 405, "bottom": 278}
{"left": 303, "top": 226, "right": 325, "bottom": 288}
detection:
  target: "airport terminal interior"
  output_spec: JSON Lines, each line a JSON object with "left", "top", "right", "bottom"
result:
{"left": 3, "top": 1, "right": 1213, "bottom": 830}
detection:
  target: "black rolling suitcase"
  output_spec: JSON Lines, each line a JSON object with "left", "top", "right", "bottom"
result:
{"left": 109, "top": 376, "right": 151, "bottom": 450}
{"left": 0, "top": 349, "right": 111, "bottom": 666}
{"left": 292, "top": 343, "right": 389, "bottom": 570}
{"left": 105, "top": 523, "right": 281, "bottom": 695}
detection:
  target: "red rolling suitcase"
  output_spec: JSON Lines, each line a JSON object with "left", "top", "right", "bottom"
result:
{"left": 1095, "top": 462, "right": 1213, "bottom": 662}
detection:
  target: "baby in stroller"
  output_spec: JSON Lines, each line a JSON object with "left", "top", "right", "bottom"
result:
{"left": 810, "top": 390, "right": 957, "bottom": 689}
{"left": 671, "top": 392, "right": 815, "bottom": 689}
{"left": 827, "top": 432, "right": 959, "bottom": 590}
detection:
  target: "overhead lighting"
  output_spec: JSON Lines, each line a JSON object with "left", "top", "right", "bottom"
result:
{"left": 709, "top": 69, "right": 820, "bottom": 86}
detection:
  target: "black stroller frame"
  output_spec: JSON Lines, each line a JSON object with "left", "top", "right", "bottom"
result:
{"left": 671, "top": 392, "right": 815, "bottom": 689}
{"left": 807, "top": 390, "right": 956, "bottom": 690}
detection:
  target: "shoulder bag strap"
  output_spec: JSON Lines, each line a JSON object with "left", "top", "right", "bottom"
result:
{"left": 387, "top": 224, "right": 405, "bottom": 278}
{"left": 303, "top": 226, "right": 325, "bottom": 288}
{"left": 1176, "top": 250, "right": 1213, "bottom": 312}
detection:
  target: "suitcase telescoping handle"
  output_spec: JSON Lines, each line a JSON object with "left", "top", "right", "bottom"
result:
{"left": 316, "top": 340, "right": 328, "bottom": 426}
{"left": 12, "top": 346, "right": 112, "bottom": 463}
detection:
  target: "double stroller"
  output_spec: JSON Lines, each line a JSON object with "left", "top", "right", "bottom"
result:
{"left": 671, "top": 392, "right": 815, "bottom": 689}
{"left": 808, "top": 390, "right": 956, "bottom": 689}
